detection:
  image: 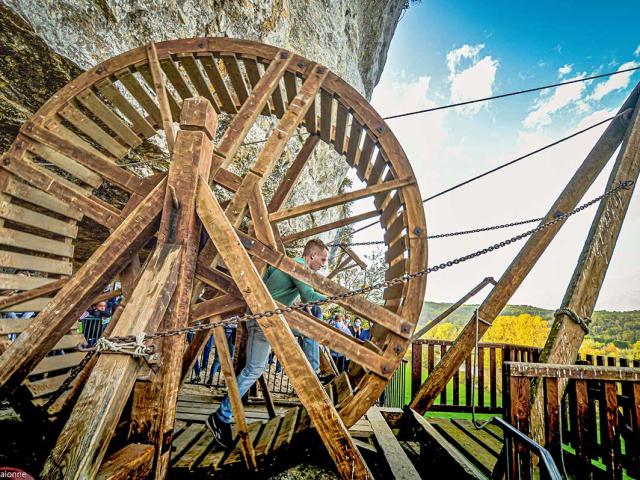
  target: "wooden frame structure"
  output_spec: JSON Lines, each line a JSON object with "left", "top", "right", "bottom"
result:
{"left": 0, "top": 38, "right": 427, "bottom": 479}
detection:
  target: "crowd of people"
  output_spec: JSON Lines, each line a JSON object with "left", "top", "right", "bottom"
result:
{"left": 328, "top": 313, "right": 371, "bottom": 373}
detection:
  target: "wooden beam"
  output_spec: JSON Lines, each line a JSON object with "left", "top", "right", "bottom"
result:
{"left": 281, "top": 210, "right": 378, "bottom": 244}
{"left": 146, "top": 43, "right": 175, "bottom": 153}
{"left": 268, "top": 134, "right": 320, "bottom": 212}
{"left": 269, "top": 177, "right": 414, "bottom": 223}
{"left": 531, "top": 93, "right": 640, "bottom": 445}
{"left": 96, "top": 444, "right": 154, "bottom": 480}
{"left": 504, "top": 362, "right": 640, "bottom": 381}
{"left": 128, "top": 97, "right": 216, "bottom": 480}
{"left": 340, "top": 245, "right": 367, "bottom": 270}
{"left": 366, "top": 407, "right": 421, "bottom": 480}
{"left": 191, "top": 295, "right": 246, "bottom": 322}
{"left": 41, "top": 245, "right": 182, "bottom": 480}
{"left": 0, "top": 178, "right": 166, "bottom": 399}
{"left": 409, "top": 87, "right": 638, "bottom": 413}
{"left": 196, "top": 180, "right": 372, "bottom": 479}
{"left": 213, "top": 324, "right": 257, "bottom": 469}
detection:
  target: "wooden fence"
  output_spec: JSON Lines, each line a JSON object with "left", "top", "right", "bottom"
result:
{"left": 504, "top": 361, "right": 640, "bottom": 480}
{"left": 411, "top": 339, "right": 540, "bottom": 413}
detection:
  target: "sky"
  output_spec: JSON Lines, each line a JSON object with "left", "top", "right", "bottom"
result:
{"left": 344, "top": 1, "right": 640, "bottom": 311}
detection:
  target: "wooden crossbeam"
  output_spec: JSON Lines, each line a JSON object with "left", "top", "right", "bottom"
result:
{"left": 269, "top": 177, "right": 414, "bottom": 223}
{"left": 96, "top": 444, "right": 154, "bottom": 480}
{"left": 128, "top": 97, "right": 216, "bottom": 480}
{"left": 0, "top": 178, "right": 166, "bottom": 399}
{"left": 191, "top": 294, "right": 246, "bottom": 322}
{"left": 196, "top": 180, "right": 372, "bottom": 479}
{"left": 281, "top": 210, "right": 378, "bottom": 244}
{"left": 340, "top": 245, "right": 367, "bottom": 270}
{"left": 410, "top": 85, "right": 639, "bottom": 414}
{"left": 41, "top": 245, "right": 182, "bottom": 479}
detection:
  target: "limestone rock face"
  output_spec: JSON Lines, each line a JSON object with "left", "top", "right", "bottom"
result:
{"left": 1, "top": 0, "right": 404, "bottom": 248}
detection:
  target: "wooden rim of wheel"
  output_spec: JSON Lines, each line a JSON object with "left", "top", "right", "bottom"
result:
{"left": 0, "top": 37, "right": 427, "bottom": 429}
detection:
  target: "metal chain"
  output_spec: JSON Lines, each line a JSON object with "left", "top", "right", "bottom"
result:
{"left": 42, "top": 350, "right": 95, "bottom": 410}
{"left": 331, "top": 215, "right": 546, "bottom": 247}
{"left": 77, "top": 180, "right": 634, "bottom": 348}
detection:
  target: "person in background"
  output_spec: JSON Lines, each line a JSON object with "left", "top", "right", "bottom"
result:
{"left": 349, "top": 317, "right": 363, "bottom": 339}
{"left": 208, "top": 321, "right": 237, "bottom": 385}
{"left": 81, "top": 301, "right": 110, "bottom": 347}
{"left": 331, "top": 313, "right": 352, "bottom": 372}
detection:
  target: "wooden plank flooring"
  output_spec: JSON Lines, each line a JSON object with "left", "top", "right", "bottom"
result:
{"left": 170, "top": 390, "right": 375, "bottom": 475}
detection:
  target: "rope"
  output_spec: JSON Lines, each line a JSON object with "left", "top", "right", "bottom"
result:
{"left": 383, "top": 65, "right": 640, "bottom": 120}
{"left": 350, "top": 111, "right": 626, "bottom": 237}
{"left": 554, "top": 307, "right": 590, "bottom": 334}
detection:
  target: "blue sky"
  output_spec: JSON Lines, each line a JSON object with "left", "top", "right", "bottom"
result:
{"left": 346, "top": 1, "right": 640, "bottom": 310}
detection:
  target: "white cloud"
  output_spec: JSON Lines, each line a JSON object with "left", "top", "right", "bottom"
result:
{"left": 558, "top": 64, "right": 573, "bottom": 77}
{"left": 588, "top": 61, "right": 640, "bottom": 102}
{"left": 446, "top": 44, "right": 499, "bottom": 116}
{"left": 522, "top": 73, "right": 587, "bottom": 129}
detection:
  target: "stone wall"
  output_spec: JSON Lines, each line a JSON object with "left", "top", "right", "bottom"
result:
{"left": 0, "top": 0, "right": 404, "bottom": 251}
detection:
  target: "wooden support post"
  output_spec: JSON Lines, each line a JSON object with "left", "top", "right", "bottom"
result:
{"left": 530, "top": 92, "right": 640, "bottom": 444}
{"left": 128, "top": 97, "right": 216, "bottom": 480}
{"left": 0, "top": 178, "right": 166, "bottom": 400}
{"left": 41, "top": 245, "right": 182, "bottom": 480}
{"left": 196, "top": 181, "right": 372, "bottom": 479}
{"left": 410, "top": 85, "right": 639, "bottom": 414}
{"left": 213, "top": 325, "right": 257, "bottom": 469}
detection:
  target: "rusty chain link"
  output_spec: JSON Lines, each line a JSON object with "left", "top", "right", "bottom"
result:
{"left": 43, "top": 180, "right": 632, "bottom": 406}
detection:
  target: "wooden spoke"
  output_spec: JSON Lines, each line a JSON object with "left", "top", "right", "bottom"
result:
{"left": 269, "top": 176, "right": 414, "bottom": 223}
{"left": 212, "top": 51, "right": 292, "bottom": 173}
{"left": 268, "top": 133, "right": 320, "bottom": 212}
{"left": 281, "top": 209, "right": 378, "bottom": 244}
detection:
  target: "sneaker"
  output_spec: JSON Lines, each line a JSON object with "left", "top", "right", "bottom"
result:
{"left": 193, "top": 375, "right": 202, "bottom": 384}
{"left": 318, "top": 372, "right": 335, "bottom": 385}
{"left": 206, "top": 414, "right": 232, "bottom": 450}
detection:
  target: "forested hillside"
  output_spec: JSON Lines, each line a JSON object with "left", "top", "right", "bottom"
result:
{"left": 420, "top": 302, "right": 640, "bottom": 348}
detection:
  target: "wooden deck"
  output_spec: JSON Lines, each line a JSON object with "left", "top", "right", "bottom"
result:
{"left": 169, "top": 392, "right": 377, "bottom": 476}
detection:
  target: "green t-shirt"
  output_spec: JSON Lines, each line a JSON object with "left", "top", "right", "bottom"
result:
{"left": 263, "top": 257, "right": 326, "bottom": 306}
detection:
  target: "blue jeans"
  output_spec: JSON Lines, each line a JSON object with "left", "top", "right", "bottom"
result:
{"left": 215, "top": 319, "right": 271, "bottom": 424}
{"left": 293, "top": 304, "right": 321, "bottom": 372}
{"left": 211, "top": 328, "right": 236, "bottom": 378}
{"left": 186, "top": 333, "right": 214, "bottom": 378}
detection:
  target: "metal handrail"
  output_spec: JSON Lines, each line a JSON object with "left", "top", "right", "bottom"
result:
{"left": 491, "top": 417, "right": 563, "bottom": 480}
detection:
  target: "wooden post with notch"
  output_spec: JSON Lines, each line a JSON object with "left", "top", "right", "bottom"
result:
{"left": 127, "top": 97, "right": 216, "bottom": 480}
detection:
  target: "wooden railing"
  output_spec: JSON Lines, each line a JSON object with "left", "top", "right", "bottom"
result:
{"left": 411, "top": 339, "right": 541, "bottom": 413}
{"left": 504, "top": 361, "right": 640, "bottom": 480}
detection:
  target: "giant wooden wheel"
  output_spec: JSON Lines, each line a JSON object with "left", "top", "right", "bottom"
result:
{"left": 0, "top": 38, "right": 427, "bottom": 478}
